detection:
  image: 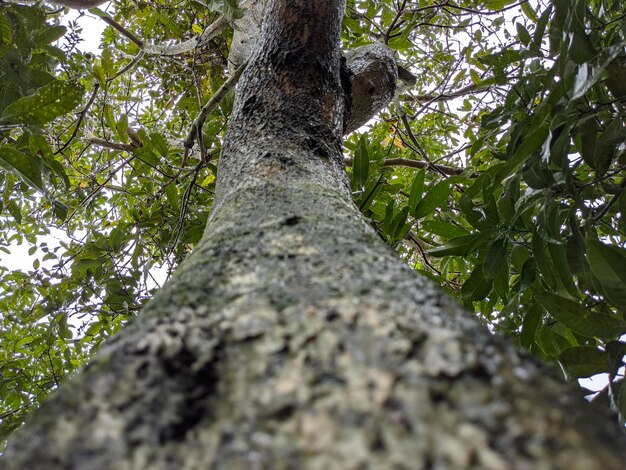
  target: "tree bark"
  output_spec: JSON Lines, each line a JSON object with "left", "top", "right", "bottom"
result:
{"left": 2, "top": 1, "right": 623, "bottom": 468}
{"left": 230, "top": 0, "right": 398, "bottom": 134}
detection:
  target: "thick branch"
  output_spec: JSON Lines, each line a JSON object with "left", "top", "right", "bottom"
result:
{"left": 343, "top": 42, "right": 397, "bottom": 133}
{"left": 143, "top": 17, "right": 227, "bottom": 56}
{"left": 93, "top": 9, "right": 227, "bottom": 56}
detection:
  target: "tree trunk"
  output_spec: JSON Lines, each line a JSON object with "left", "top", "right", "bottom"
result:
{"left": 2, "top": 1, "right": 623, "bottom": 468}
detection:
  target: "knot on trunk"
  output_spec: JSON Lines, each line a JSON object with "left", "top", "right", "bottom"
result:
{"left": 342, "top": 42, "right": 398, "bottom": 133}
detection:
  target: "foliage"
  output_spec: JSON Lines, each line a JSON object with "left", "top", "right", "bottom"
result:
{"left": 0, "top": 0, "right": 624, "bottom": 442}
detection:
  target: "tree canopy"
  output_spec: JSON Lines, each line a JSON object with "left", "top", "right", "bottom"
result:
{"left": 0, "top": 0, "right": 625, "bottom": 442}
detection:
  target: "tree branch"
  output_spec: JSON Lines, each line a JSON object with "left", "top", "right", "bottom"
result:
{"left": 344, "top": 157, "right": 469, "bottom": 176}
{"left": 94, "top": 11, "right": 144, "bottom": 48}
{"left": 142, "top": 17, "right": 227, "bottom": 56}
{"left": 87, "top": 137, "right": 137, "bottom": 153}
{"left": 183, "top": 61, "right": 248, "bottom": 150}
{"left": 408, "top": 0, "right": 529, "bottom": 17}
{"left": 401, "top": 83, "right": 494, "bottom": 103}
{"left": 56, "top": 83, "right": 100, "bottom": 155}
{"left": 92, "top": 9, "right": 227, "bottom": 56}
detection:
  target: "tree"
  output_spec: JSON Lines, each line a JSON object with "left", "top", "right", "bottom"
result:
{"left": 0, "top": 0, "right": 625, "bottom": 466}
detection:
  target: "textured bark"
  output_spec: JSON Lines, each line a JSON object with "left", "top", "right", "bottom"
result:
{"left": 228, "top": 0, "right": 265, "bottom": 72}
{"left": 230, "top": 0, "right": 398, "bottom": 133}
{"left": 2, "top": 1, "right": 624, "bottom": 468}
{"left": 342, "top": 42, "right": 397, "bottom": 133}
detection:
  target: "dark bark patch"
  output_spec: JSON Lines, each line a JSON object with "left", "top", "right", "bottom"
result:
{"left": 405, "top": 340, "right": 424, "bottom": 360}
{"left": 340, "top": 55, "right": 352, "bottom": 132}
{"left": 136, "top": 361, "right": 149, "bottom": 379}
{"left": 325, "top": 309, "right": 340, "bottom": 322}
{"left": 242, "top": 95, "right": 258, "bottom": 115}
{"left": 368, "top": 428, "right": 386, "bottom": 452}
{"left": 267, "top": 402, "right": 296, "bottom": 421}
{"left": 384, "top": 398, "right": 414, "bottom": 433}
{"left": 158, "top": 345, "right": 222, "bottom": 442}
{"left": 282, "top": 215, "right": 301, "bottom": 226}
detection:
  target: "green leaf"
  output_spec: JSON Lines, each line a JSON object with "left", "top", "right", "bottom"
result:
{"left": 535, "top": 292, "right": 626, "bottom": 338}
{"left": 535, "top": 326, "right": 570, "bottom": 358}
{"left": 222, "top": 0, "right": 244, "bottom": 21}
{"left": 408, "top": 169, "right": 424, "bottom": 214}
{"left": 496, "top": 122, "right": 549, "bottom": 184}
{"left": 520, "top": 304, "right": 542, "bottom": 349}
{"left": 72, "top": 257, "right": 105, "bottom": 278}
{"left": 546, "top": 242, "right": 578, "bottom": 297}
{"left": 483, "top": 238, "right": 508, "bottom": 280}
{"left": 0, "top": 80, "right": 84, "bottom": 125}
{"left": 427, "top": 233, "right": 485, "bottom": 257}
{"left": 493, "top": 261, "right": 509, "bottom": 302}
{"left": 0, "top": 147, "right": 45, "bottom": 193}
{"left": 413, "top": 179, "right": 453, "bottom": 219}
{"left": 0, "top": 13, "right": 12, "bottom": 45}
{"left": 7, "top": 200, "right": 22, "bottom": 225}
{"left": 352, "top": 136, "right": 370, "bottom": 188}
{"left": 390, "top": 206, "right": 410, "bottom": 241}
{"left": 521, "top": 2, "right": 539, "bottom": 22}
{"left": 461, "top": 264, "right": 492, "bottom": 302}
{"left": 382, "top": 199, "right": 395, "bottom": 235}
{"left": 533, "top": 6, "right": 552, "bottom": 50}
{"left": 519, "top": 258, "right": 536, "bottom": 291}
{"left": 532, "top": 230, "right": 557, "bottom": 290}
{"left": 558, "top": 346, "right": 609, "bottom": 380}
{"left": 586, "top": 238, "right": 626, "bottom": 287}
{"left": 516, "top": 23, "right": 531, "bottom": 46}
{"left": 571, "top": 45, "right": 623, "bottom": 100}
{"left": 85, "top": 322, "right": 102, "bottom": 337}
{"left": 483, "top": 0, "right": 516, "bottom": 11}
{"left": 606, "top": 342, "right": 626, "bottom": 379}
{"left": 36, "top": 25, "right": 67, "bottom": 44}
{"left": 510, "top": 245, "right": 530, "bottom": 272}
{"left": 420, "top": 219, "right": 469, "bottom": 239}
{"left": 52, "top": 200, "right": 68, "bottom": 221}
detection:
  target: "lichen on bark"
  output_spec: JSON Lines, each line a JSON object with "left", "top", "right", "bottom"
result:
{"left": 1, "top": 1, "right": 623, "bottom": 469}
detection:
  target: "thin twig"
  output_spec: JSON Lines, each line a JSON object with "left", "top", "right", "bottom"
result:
{"left": 401, "top": 83, "right": 495, "bottom": 103}
{"left": 65, "top": 154, "right": 137, "bottom": 225}
{"left": 88, "top": 138, "right": 138, "bottom": 152}
{"left": 108, "top": 51, "right": 145, "bottom": 83}
{"left": 97, "top": 14, "right": 143, "bottom": 48}
{"left": 400, "top": 113, "right": 444, "bottom": 176}
{"left": 344, "top": 157, "right": 472, "bottom": 176}
{"left": 55, "top": 83, "right": 100, "bottom": 155}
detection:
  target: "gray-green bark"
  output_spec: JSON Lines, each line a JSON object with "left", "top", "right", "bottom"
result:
{"left": 2, "top": 0, "right": 623, "bottom": 468}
